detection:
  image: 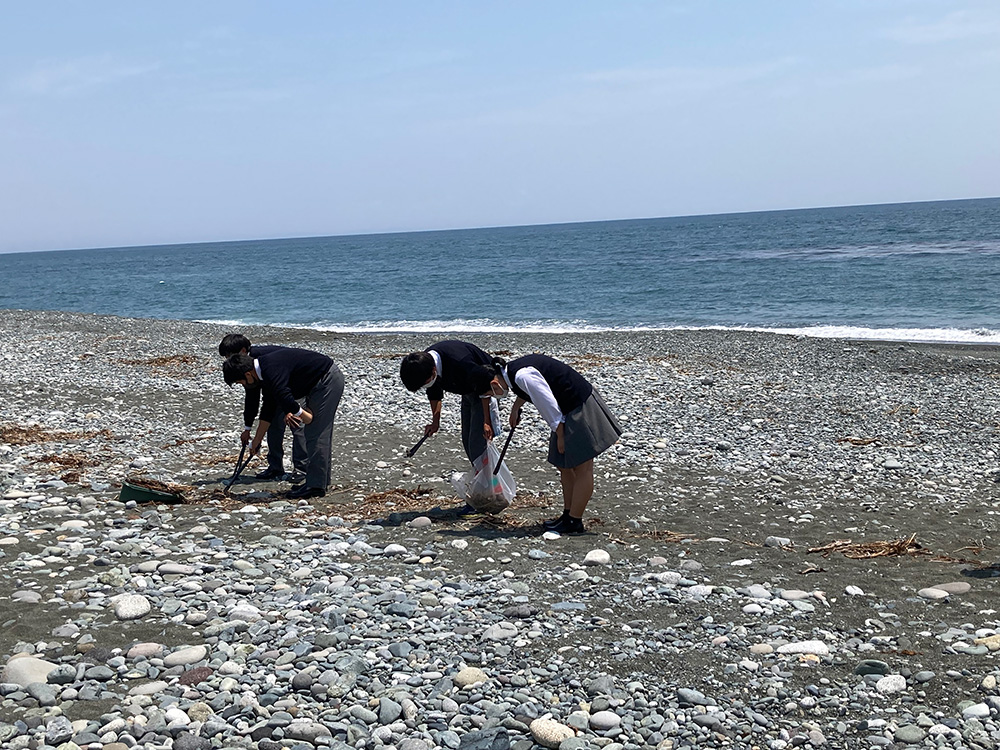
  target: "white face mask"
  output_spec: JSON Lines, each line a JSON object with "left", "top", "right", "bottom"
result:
{"left": 419, "top": 372, "right": 437, "bottom": 391}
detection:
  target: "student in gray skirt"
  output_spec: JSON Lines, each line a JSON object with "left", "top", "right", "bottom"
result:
{"left": 481, "top": 354, "right": 622, "bottom": 534}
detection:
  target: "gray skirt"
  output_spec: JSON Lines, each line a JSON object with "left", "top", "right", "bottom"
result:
{"left": 547, "top": 388, "right": 622, "bottom": 469}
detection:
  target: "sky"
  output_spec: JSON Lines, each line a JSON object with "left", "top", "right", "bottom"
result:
{"left": 1, "top": 1, "right": 998, "bottom": 254}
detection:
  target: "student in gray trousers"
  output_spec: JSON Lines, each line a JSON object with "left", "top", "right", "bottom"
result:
{"left": 223, "top": 347, "right": 344, "bottom": 499}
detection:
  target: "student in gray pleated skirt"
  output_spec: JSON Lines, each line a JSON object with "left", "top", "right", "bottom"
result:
{"left": 478, "top": 353, "right": 622, "bottom": 535}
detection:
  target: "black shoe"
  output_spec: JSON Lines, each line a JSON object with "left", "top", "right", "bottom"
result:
{"left": 285, "top": 470, "right": 306, "bottom": 483}
{"left": 546, "top": 515, "right": 585, "bottom": 535}
{"left": 255, "top": 467, "right": 284, "bottom": 480}
{"left": 287, "top": 485, "right": 325, "bottom": 500}
{"left": 456, "top": 503, "right": 485, "bottom": 518}
{"left": 543, "top": 511, "right": 570, "bottom": 530}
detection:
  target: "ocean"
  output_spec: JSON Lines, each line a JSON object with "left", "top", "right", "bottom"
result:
{"left": 2, "top": 197, "right": 999, "bottom": 343}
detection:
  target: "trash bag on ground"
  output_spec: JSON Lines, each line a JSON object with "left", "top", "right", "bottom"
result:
{"left": 449, "top": 441, "right": 516, "bottom": 514}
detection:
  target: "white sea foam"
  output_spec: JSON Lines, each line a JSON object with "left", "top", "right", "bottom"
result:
{"left": 197, "top": 318, "right": 1000, "bottom": 344}
{"left": 703, "top": 325, "right": 1000, "bottom": 345}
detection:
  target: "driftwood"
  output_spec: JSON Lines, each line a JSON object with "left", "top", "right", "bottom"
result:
{"left": 125, "top": 475, "right": 194, "bottom": 498}
{"left": 807, "top": 533, "right": 928, "bottom": 560}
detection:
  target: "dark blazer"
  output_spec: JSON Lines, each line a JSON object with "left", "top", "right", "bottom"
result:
{"left": 242, "top": 345, "right": 288, "bottom": 427}
{"left": 425, "top": 340, "right": 493, "bottom": 401}
{"left": 257, "top": 347, "right": 334, "bottom": 422}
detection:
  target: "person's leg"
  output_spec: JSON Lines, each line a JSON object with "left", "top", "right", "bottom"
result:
{"left": 546, "top": 460, "right": 593, "bottom": 534}
{"left": 258, "top": 419, "right": 286, "bottom": 478}
{"left": 460, "top": 394, "right": 480, "bottom": 465}
{"left": 568, "top": 459, "right": 594, "bottom": 518}
{"left": 300, "top": 366, "right": 344, "bottom": 492}
{"left": 543, "top": 467, "right": 574, "bottom": 529}
{"left": 290, "top": 419, "right": 308, "bottom": 474}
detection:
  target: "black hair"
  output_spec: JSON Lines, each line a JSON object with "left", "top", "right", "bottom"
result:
{"left": 490, "top": 356, "right": 507, "bottom": 375}
{"left": 400, "top": 352, "right": 435, "bottom": 392}
{"left": 469, "top": 365, "right": 497, "bottom": 396}
{"left": 219, "top": 333, "right": 251, "bottom": 357}
{"left": 222, "top": 353, "right": 255, "bottom": 387}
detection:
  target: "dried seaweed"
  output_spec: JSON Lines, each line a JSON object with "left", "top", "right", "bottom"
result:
{"left": 349, "top": 487, "right": 442, "bottom": 517}
{"left": 124, "top": 475, "right": 194, "bottom": 497}
{"left": 0, "top": 424, "right": 112, "bottom": 446}
{"left": 120, "top": 354, "right": 197, "bottom": 367}
{"left": 162, "top": 435, "right": 216, "bottom": 448}
{"left": 33, "top": 453, "right": 100, "bottom": 468}
{"left": 626, "top": 528, "right": 695, "bottom": 543}
{"left": 807, "top": 534, "right": 929, "bottom": 560}
{"left": 191, "top": 452, "right": 239, "bottom": 467}
{"left": 118, "top": 354, "right": 198, "bottom": 377}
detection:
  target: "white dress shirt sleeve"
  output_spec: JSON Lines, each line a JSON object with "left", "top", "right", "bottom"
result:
{"left": 514, "top": 367, "right": 564, "bottom": 431}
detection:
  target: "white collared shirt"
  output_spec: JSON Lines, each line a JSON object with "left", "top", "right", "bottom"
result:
{"left": 504, "top": 367, "right": 564, "bottom": 431}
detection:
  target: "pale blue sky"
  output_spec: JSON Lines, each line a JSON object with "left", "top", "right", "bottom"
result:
{"left": 1, "top": 1, "right": 998, "bottom": 253}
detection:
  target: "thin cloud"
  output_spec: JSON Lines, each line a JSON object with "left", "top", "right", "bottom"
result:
{"left": 581, "top": 59, "right": 797, "bottom": 94}
{"left": 884, "top": 10, "right": 1000, "bottom": 44}
{"left": 824, "top": 63, "right": 923, "bottom": 87}
{"left": 12, "top": 55, "right": 160, "bottom": 96}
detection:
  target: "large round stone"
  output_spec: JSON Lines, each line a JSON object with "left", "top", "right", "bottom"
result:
{"left": 454, "top": 667, "right": 488, "bottom": 688}
{"left": 164, "top": 645, "right": 208, "bottom": 667}
{"left": 584, "top": 549, "right": 611, "bottom": 566}
{"left": 114, "top": 594, "right": 152, "bottom": 620}
{"left": 2, "top": 655, "right": 59, "bottom": 688}
{"left": 529, "top": 719, "right": 574, "bottom": 749}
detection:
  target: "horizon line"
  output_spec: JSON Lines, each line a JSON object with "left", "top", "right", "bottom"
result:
{"left": 3, "top": 194, "right": 998, "bottom": 257}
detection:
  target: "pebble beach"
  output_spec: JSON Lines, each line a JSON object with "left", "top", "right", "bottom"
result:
{"left": 3, "top": 308, "right": 1000, "bottom": 750}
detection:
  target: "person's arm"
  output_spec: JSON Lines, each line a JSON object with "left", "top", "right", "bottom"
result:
{"left": 240, "top": 387, "right": 262, "bottom": 446}
{"left": 515, "top": 368, "right": 564, "bottom": 431}
{"left": 481, "top": 397, "right": 494, "bottom": 441}
{"left": 509, "top": 396, "right": 526, "bottom": 429}
{"left": 286, "top": 408, "right": 312, "bottom": 427}
{"left": 249, "top": 420, "right": 269, "bottom": 455}
{"left": 425, "top": 399, "right": 442, "bottom": 436}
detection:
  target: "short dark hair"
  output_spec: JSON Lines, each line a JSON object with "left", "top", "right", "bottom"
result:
{"left": 469, "top": 365, "right": 496, "bottom": 396}
{"left": 222, "top": 353, "right": 255, "bottom": 387}
{"left": 219, "top": 333, "right": 251, "bottom": 357}
{"left": 400, "top": 352, "right": 434, "bottom": 392}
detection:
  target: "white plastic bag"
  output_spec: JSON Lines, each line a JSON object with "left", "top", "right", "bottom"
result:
{"left": 450, "top": 441, "right": 516, "bottom": 514}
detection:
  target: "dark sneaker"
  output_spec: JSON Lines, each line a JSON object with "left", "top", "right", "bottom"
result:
{"left": 543, "top": 511, "right": 570, "bottom": 530}
{"left": 456, "top": 503, "right": 485, "bottom": 518}
{"left": 546, "top": 515, "right": 585, "bottom": 535}
{"left": 287, "top": 485, "right": 325, "bottom": 500}
{"left": 255, "top": 467, "right": 285, "bottom": 480}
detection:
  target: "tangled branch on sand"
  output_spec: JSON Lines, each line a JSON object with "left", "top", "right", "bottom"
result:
{"left": 278, "top": 488, "right": 559, "bottom": 527}
{"left": 837, "top": 436, "right": 879, "bottom": 446}
{"left": 118, "top": 354, "right": 199, "bottom": 377}
{"left": 354, "top": 487, "right": 439, "bottom": 515}
{"left": 807, "top": 534, "right": 929, "bottom": 559}
{"left": 0, "top": 424, "right": 112, "bottom": 446}
{"left": 125, "top": 475, "right": 194, "bottom": 498}
{"left": 630, "top": 528, "right": 694, "bottom": 543}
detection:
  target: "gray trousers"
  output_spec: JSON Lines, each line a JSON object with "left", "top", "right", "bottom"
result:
{"left": 266, "top": 414, "right": 307, "bottom": 474}
{"left": 302, "top": 364, "right": 345, "bottom": 490}
{"left": 460, "top": 394, "right": 501, "bottom": 465}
